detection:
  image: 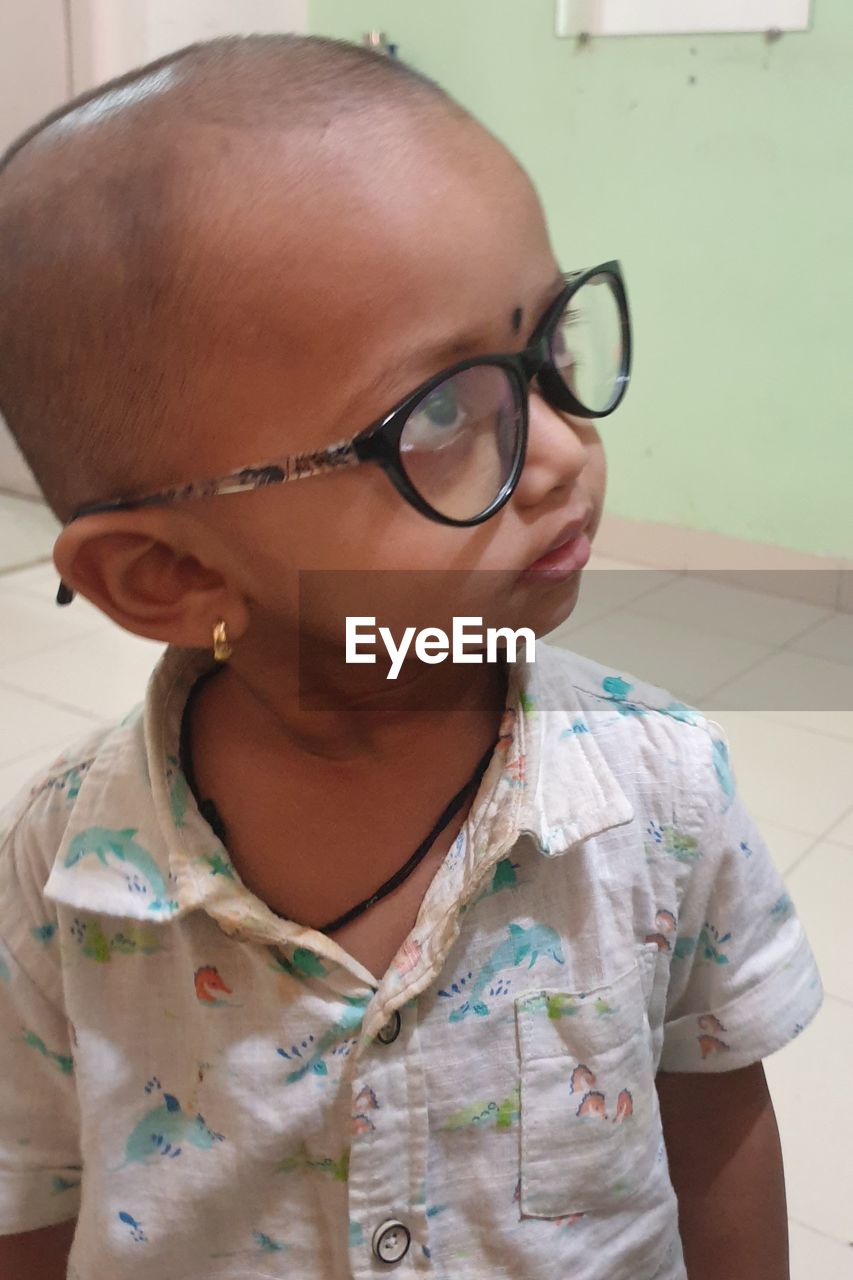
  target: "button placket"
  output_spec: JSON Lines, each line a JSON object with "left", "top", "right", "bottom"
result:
{"left": 348, "top": 1005, "right": 431, "bottom": 1275}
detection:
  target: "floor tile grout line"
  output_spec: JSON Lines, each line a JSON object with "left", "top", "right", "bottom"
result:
{"left": 749, "top": 710, "right": 853, "bottom": 747}
{"left": 780, "top": 802, "right": 853, "bottom": 879}
{"left": 0, "top": 554, "right": 56, "bottom": 582}
{"left": 581, "top": 574, "right": 852, "bottom": 680}
{"left": 697, "top": 635, "right": 853, "bottom": 721}
{"left": 787, "top": 1214, "right": 853, "bottom": 1246}
{"left": 0, "top": 620, "right": 118, "bottom": 673}
{"left": 817, "top": 990, "right": 853, "bottom": 1013}
{"left": 0, "top": 675, "right": 110, "bottom": 724}
{"left": 780, "top": 606, "right": 853, "bottom": 653}
{"left": 559, "top": 567, "right": 686, "bottom": 634}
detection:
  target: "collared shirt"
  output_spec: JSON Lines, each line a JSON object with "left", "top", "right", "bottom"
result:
{"left": 0, "top": 640, "right": 823, "bottom": 1280}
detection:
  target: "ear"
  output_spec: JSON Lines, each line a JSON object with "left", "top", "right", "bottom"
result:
{"left": 52, "top": 508, "right": 250, "bottom": 648}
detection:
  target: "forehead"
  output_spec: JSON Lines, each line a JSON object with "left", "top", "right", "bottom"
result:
{"left": 198, "top": 114, "right": 555, "bottom": 354}
{"left": 176, "top": 113, "right": 560, "bottom": 456}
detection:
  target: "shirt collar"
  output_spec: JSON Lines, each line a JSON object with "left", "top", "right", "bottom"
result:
{"left": 43, "top": 640, "right": 634, "bottom": 929}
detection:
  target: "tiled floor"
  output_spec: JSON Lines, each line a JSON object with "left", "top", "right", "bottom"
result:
{"left": 0, "top": 491, "right": 60, "bottom": 573}
{"left": 1, "top": 543, "right": 852, "bottom": 1274}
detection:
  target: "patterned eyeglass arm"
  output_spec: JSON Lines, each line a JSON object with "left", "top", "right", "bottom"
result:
{"left": 55, "top": 439, "right": 363, "bottom": 605}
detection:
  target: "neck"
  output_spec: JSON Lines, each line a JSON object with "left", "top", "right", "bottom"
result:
{"left": 206, "top": 627, "right": 511, "bottom": 765}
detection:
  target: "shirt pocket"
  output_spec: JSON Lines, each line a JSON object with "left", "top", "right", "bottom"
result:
{"left": 515, "top": 946, "right": 659, "bottom": 1219}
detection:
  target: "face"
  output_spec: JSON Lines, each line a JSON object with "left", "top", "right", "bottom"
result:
{"left": 58, "top": 109, "right": 607, "bottom": 662}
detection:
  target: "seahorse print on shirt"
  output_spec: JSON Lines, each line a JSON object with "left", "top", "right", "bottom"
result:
{"left": 351, "top": 1084, "right": 380, "bottom": 1136}
{"left": 194, "top": 965, "right": 240, "bottom": 1007}
{"left": 568, "top": 1064, "right": 633, "bottom": 1124}
{"left": 696, "top": 1012, "right": 731, "bottom": 1059}
{"left": 644, "top": 907, "right": 678, "bottom": 952}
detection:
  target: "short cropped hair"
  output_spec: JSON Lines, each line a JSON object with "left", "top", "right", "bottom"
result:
{"left": 0, "top": 35, "right": 464, "bottom": 521}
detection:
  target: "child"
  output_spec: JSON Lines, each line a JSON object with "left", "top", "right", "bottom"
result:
{"left": 0, "top": 34, "right": 822, "bottom": 1280}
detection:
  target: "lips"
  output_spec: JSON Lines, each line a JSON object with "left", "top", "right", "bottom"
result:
{"left": 530, "top": 508, "right": 594, "bottom": 567}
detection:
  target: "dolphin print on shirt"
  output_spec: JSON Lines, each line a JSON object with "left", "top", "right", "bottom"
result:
{"left": 446, "top": 922, "right": 565, "bottom": 1021}
{"left": 277, "top": 995, "right": 371, "bottom": 1084}
{"left": 65, "top": 827, "right": 177, "bottom": 914}
{"left": 109, "top": 1092, "right": 225, "bottom": 1172}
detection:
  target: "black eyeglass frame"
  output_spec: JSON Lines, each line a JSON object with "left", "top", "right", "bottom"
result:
{"left": 56, "top": 260, "right": 630, "bottom": 604}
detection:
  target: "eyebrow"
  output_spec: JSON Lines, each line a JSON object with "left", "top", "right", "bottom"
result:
{"left": 428, "top": 269, "right": 568, "bottom": 365}
{"left": 342, "top": 269, "right": 569, "bottom": 425}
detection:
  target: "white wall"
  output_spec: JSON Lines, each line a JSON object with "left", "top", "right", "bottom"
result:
{"left": 0, "top": 0, "right": 307, "bottom": 496}
{"left": 0, "top": 1, "right": 72, "bottom": 495}
{"left": 69, "top": 0, "right": 308, "bottom": 91}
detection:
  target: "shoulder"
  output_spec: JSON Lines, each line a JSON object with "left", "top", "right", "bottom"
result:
{"left": 0, "top": 708, "right": 146, "bottom": 916}
{"left": 534, "top": 640, "right": 730, "bottom": 819}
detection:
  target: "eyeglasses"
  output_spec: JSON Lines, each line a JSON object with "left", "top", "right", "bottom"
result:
{"left": 57, "top": 260, "right": 631, "bottom": 605}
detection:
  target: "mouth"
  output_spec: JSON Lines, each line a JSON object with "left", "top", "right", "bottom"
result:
{"left": 519, "top": 508, "right": 594, "bottom": 581}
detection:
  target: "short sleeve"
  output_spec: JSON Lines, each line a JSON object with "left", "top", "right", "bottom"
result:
{"left": 658, "top": 717, "right": 824, "bottom": 1074}
{"left": 0, "top": 802, "right": 81, "bottom": 1234}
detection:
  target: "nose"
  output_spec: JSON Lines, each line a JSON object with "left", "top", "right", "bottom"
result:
{"left": 512, "top": 385, "right": 590, "bottom": 510}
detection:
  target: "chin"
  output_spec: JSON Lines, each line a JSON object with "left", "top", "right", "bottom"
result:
{"left": 508, "top": 571, "right": 585, "bottom": 642}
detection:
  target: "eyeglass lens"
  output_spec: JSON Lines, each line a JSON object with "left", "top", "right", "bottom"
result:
{"left": 399, "top": 364, "right": 522, "bottom": 521}
{"left": 550, "top": 271, "right": 626, "bottom": 414}
{"left": 398, "top": 271, "right": 626, "bottom": 521}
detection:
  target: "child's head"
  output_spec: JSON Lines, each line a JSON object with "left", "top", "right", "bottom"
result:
{"left": 0, "top": 35, "right": 620, "bottom": 676}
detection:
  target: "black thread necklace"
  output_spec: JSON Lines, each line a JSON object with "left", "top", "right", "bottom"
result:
{"left": 179, "top": 665, "right": 499, "bottom": 935}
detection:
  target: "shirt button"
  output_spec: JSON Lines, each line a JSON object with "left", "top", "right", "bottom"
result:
{"left": 377, "top": 1010, "right": 402, "bottom": 1044}
{"left": 372, "top": 1219, "right": 411, "bottom": 1264}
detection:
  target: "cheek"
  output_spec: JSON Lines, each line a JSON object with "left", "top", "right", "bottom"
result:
{"left": 225, "top": 471, "right": 505, "bottom": 631}
{"left": 578, "top": 426, "right": 607, "bottom": 516}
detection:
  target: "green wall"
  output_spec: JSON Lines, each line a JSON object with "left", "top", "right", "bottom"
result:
{"left": 309, "top": 0, "right": 853, "bottom": 559}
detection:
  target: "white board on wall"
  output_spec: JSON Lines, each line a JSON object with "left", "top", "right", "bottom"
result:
{"left": 556, "top": 0, "right": 812, "bottom": 36}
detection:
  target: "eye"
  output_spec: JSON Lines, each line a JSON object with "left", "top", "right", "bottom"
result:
{"left": 550, "top": 305, "right": 580, "bottom": 366}
{"left": 402, "top": 381, "right": 468, "bottom": 450}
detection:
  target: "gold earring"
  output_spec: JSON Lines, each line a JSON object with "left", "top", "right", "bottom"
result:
{"left": 212, "top": 619, "right": 233, "bottom": 662}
